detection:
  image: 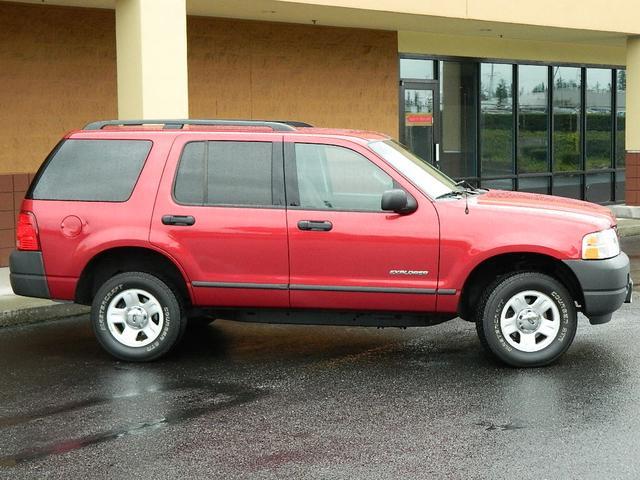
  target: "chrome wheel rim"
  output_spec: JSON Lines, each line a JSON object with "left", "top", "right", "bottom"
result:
{"left": 500, "top": 290, "right": 560, "bottom": 353}
{"left": 106, "top": 289, "right": 164, "bottom": 348}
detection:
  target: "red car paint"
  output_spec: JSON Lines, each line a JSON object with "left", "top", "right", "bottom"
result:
{"left": 19, "top": 126, "right": 616, "bottom": 315}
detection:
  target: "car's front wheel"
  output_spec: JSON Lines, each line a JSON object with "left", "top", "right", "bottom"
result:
{"left": 476, "top": 272, "right": 577, "bottom": 367}
{"left": 91, "top": 272, "right": 186, "bottom": 361}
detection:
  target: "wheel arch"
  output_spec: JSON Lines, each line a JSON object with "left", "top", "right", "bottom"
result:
{"left": 459, "top": 252, "right": 584, "bottom": 321}
{"left": 75, "top": 246, "right": 192, "bottom": 306}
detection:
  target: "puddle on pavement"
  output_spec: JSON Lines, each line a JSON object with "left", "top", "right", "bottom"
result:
{"left": 0, "top": 381, "right": 265, "bottom": 467}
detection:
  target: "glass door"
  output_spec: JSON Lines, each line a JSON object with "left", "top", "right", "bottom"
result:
{"left": 400, "top": 81, "right": 439, "bottom": 167}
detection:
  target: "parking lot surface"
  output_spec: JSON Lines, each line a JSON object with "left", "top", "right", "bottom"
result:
{"left": 0, "top": 237, "right": 639, "bottom": 479}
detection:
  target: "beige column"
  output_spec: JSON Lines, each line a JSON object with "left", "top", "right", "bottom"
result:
{"left": 115, "top": 0, "right": 189, "bottom": 119}
{"left": 625, "top": 36, "right": 640, "bottom": 205}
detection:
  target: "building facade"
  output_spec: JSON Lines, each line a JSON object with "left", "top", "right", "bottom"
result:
{"left": 0, "top": 0, "right": 639, "bottom": 265}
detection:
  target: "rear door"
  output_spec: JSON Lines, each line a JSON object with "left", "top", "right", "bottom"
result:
{"left": 150, "top": 133, "right": 289, "bottom": 308}
{"left": 284, "top": 137, "right": 440, "bottom": 312}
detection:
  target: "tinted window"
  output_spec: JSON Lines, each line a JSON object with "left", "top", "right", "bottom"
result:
{"left": 294, "top": 144, "right": 393, "bottom": 211}
{"left": 174, "top": 141, "right": 273, "bottom": 206}
{"left": 32, "top": 139, "right": 151, "bottom": 201}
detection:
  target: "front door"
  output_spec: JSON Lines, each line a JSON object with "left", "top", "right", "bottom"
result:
{"left": 400, "top": 82, "right": 440, "bottom": 169}
{"left": 284, "top": 137, "right": 440, "bottom": 313}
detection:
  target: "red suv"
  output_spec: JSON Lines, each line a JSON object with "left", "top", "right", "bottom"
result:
{"left": 9, "top": 119, "right": 633, "bottom": 367}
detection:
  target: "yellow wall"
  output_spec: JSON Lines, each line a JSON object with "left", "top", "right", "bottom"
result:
{"left": 399, "top": 31, "right": 625, "bottom": 66}
{"left": 116, "top": 0, "right": 189, "bottom": 119}
{"left": 277, "top": 0, "right": 640, "bottom": 35}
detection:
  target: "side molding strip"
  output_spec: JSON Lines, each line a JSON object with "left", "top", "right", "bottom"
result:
{"left": 192, "top": 281, "right": 457, "bottom": 295}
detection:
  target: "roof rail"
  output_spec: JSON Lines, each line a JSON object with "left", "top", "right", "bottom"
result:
{"left": 83, "top": 119, "right": 312, "bottom": 131}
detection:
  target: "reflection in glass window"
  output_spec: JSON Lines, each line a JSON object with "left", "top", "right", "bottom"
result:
{"left": 295, "top": 144, "right": 394, "bottom": 211}
{"left": 586, "top": 172, "right": 612, "bottom": 203}
{"left": 439, "top": 60, "right": 478, "bottom": 178}
{"left": 519, "top": 176, "right": 550, "bottom": 195}
{"left": 481, "top": 63, "right": 514, "bottom": 176}
{"left": 586, "top": 68, "right": 612, "bottom": 170}
{"left": 481, "top": 178, "right": 514, "bottom": 191}
{"left": 400, "top": 58, "right": 434, "bottom": 80}
{"left": 617, "top": 69, "right": 626, "bottom": 167}
{"left": 553, "top": 174, "right": 582, "bottom": 199}
{"left": 518, "top": 65, "right": 548, "bottom": 173}
{"left": 553, "top": 66, "right": 581, "bottom": 171}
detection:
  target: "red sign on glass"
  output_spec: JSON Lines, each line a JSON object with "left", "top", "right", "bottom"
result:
{"left": 405, "top": 113, "right": 433, "bottom": 126}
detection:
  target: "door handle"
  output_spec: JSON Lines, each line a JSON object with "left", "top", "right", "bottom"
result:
{"left": 435, "top": 143, "right": 441, "bottom": 169}
{"left": 162, "top": 215, "right": 196, "bottom": 226}
{"left": 297, "top": 220, "right": 333, "bottom": 232}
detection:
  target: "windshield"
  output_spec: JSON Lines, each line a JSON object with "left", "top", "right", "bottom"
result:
{"left": 368, "top": 140, "right": 457, "bottom": 199}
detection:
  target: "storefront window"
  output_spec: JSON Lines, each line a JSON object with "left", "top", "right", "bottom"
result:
{"left": 585, "top": 68, "right": 613, "bottom": 170}
{"left": 518, "top": 65, "right": 548, "bottom": 173}
{"left": 617, "top": 69, "right": 626, "bottom": 167}
{"left": 439, "top": 60, "right": 477, "bottom": 178}
{"left": 400, "top": 58, "right": 435, "bottom": 80}
{"left": 552, "top": 66, "right": 581, "bottom": 172}
{"left": 481, "top": 63, "right": 513, "bottom": 176}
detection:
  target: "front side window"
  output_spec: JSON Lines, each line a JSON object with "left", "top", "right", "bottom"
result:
{"left": 294, "top": 143, "right": 393, "bottom": 211}
{"left": 174, "top": 141, "right": 274, "bottom": 206}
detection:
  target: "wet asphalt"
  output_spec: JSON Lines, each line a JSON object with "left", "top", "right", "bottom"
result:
{"left": 1, "top": 239, "right": 640, "bottom": 479}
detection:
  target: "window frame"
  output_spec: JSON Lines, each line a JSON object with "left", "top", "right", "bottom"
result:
{"left": 171, "top": 139, "right": 285, "bottom": 209}
{"left": 284, "top": 141, "right": 410, "bottom": 214}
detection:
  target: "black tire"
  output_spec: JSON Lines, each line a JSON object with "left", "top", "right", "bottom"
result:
{"left": 476, "top": 272, "right": 577, "bottom": 367}
{"left": 91, "top": 271, "right": 187, "bottom": 362}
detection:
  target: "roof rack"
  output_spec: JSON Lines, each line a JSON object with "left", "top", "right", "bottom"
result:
{"left": 83, "top": 119, "right": 312, "bottom": 131}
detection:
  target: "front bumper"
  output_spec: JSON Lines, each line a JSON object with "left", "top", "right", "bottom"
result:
{"left": 9, "top": 250, "right": 50, "bottom": 299}
{"left": 564, "top": 252, "right": 631, "bottom": 325}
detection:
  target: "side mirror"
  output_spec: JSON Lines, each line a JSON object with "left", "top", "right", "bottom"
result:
{"left": 381, "top": 189, "right": 417, "bottom": 214}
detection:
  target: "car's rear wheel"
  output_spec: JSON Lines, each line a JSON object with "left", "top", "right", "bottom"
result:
{"left": 91, "top": 272, "right": 186, "bottom": 361}
{"left": 476, "top": 272, "right": 577, "bottom": 367}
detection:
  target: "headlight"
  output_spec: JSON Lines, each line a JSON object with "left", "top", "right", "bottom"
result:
{"left": 582, "top": 228, "right": 620, "bottom": 260}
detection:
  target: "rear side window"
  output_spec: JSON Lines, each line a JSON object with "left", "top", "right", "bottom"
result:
{"left": 174, "top": 141, "right": 274, "bottom": 206}
{"left": 31, "top": 139, "right": 151, "bottom": 201}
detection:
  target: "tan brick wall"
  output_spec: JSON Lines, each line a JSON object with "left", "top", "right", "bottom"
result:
{"left": 188, "top": 16, "right": 399, "bottom": 138}
{"left": 0, "top": 2, "right": 118, "bottom": 175}
{"left": 0, "top": 173, "right": 35, "bottom": 266}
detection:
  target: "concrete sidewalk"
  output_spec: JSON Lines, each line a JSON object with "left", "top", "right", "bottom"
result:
{"left": 1, "top": 216, "right": 640, "bottom": 328}
{"left": 0, "top": 268, "right": 88, "bottom": 327}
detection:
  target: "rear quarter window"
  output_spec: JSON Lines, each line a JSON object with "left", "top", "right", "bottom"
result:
{"left": 30, "top": 139, "right": 152, "bottom": 201}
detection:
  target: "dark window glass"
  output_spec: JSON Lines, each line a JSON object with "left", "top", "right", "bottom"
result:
{"left": 553, "top": 174, "right": 582, "bottom": 199}
{"left": 586, "top": 68, "right": 613, "bottom": 170}
{"left": 439, "top": 60, "right": 478, "bottom": 177}
{"left": 294, "top": 144, "right": 394, "bottom": 211}
{"left": 208, "top": 142, "right": 272, "bottom": 206}
{"left": 586, "top": 172, "right": 612, "bottom": 203}
{"left": 518, "top": 65, "right": 549, "bottom": 173}
{"left": 552, "top": 67, "right": 581, "bottom": 171}
{"left": 400, "top": 59, "right": 434, "bottom": 80}
{"left": 481, "top": 178, "right": 514, "bottom": 191}
{"left": 174, "top": 141, "right": 273, "bottom": 206}
{"left": 615, "top": 170, "right": 625, "bottom": 202}
{"left": 32, "top": 139, "right": 151, "bottom": 201}
{"left": 481, "top": 63, "right": 514, "bottom": 176}
{"left": 617, "top": 69, "right": 626, "bottom": 167}
{"left": 519, "top": 176, "right": 550, "bottom": 195}
{"left": 174, "top": 142, "right": 205, "bottom": 204}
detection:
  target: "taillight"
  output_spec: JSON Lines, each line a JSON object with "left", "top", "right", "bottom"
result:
{"left": 16, "top": 211, "right": 40, "bottom": 251}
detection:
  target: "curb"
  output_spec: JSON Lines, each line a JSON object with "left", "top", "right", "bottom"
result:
{"left": 618, "top": 220, "right": 640, "bottom": 238}
{"left": 0, "top": 303, "right": 89, "bottom": 328}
